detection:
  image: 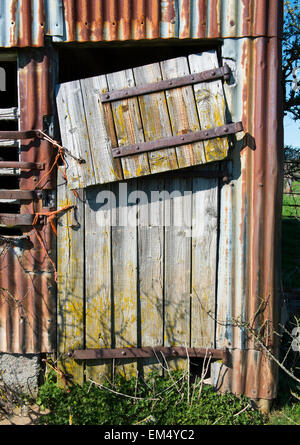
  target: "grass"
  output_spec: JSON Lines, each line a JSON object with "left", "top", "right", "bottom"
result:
{"left": 269, "top": 179, "right": 300, "bottom": 425}
{"left": 36, "top": 369, "right": 266, "bottom": 426}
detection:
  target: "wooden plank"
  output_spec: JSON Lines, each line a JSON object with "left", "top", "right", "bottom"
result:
{"left": 160, "top": 57, "right": 206, "bottom": 168}
{"left": 57, "top": 171, "right": 85, "bottom": 384}
{"left": 133, "top": 63, "right": 178, "bottom": 174}
{"left": 80, "top": 75, "right": 123, "bottom": 185}
{"left": 164, "top": 177, "right": 192, "bottom": 370}
{"left": 106, "top": 69, "right": 150, "bottom": 180}
{"left": 188, "top": 51, "right": 229, "bottom": 162}
{"left": 191, "top": 165, "right": 219, "bottom": 348}
{"left": 85, "top": 185, "right": 112, "bottom": 381}
{"left": 0, "top": 107, "right": 19, "bottom": 120}
{"left": 137, "top": 176, "right": 164, "bottom": 374}
{"left": 56, "top": 81, "right": 93, "bottom": 189}
{"left": 111, "top": 180, "right": 138, "bottom": 377}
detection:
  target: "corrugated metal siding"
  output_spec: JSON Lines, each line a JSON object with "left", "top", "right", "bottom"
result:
{"left": 0, "top": 46, "right": 56, "bottom": 353}
{"left": 0, "top": 0, "right": 282, "bottom": 48}
{"left": 211, "top": 35, "right": 283, "bottom": 399}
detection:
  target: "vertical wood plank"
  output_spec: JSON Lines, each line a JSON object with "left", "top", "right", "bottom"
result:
{"left": 164, "top": 177, "right": 192, "bottom": 370}
{"left": 133, "top": 63, "right": 178, "bottom": 174}
{"left": 111, "top": 180, "right": 138, "bottom": 377}
{"left": 85, "top": 185, "right": 112, "bottom": 381}
{"left": 80, "top": 75, "right": 123, "bottom": 185}
{"left": 191, "top": 166, "right": 219, "bottom": 348}
{"left": 160, "top": 57, "right": 206, "bottom": 167}
{"left": 57, "top": 171, "right": 85, "bottom": 384}
{"left": 137, "top": 176, "right": 165, "bottom": 374}
{"left": 188, "top": 51, "right": 229, "bottom": 162}
{"left": 56, "top": 81, "right": 93, "bottom": 189}
{"left": 106, "top": 70, "right": 150, "bottom": 180}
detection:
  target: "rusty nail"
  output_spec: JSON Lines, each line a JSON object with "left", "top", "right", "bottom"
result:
{"left": 122, "top": 351, "right": 126, "bottom": 356}
{"left": 106, "top": 94, "right": 110, "bottom": 99}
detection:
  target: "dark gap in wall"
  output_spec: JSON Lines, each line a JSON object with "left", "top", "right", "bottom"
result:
{"left": 0, "top": 60, "right": 21, "bottom": 226}
{"left": 0, "top": 61, "right": 18, "bottom": 107}
{"left": 57, "top": 40, "right": 222, "bottom": 83}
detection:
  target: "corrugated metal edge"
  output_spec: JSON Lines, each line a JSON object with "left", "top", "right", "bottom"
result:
{"left": 0, "top": 0, "right": 283, "bottom": 48}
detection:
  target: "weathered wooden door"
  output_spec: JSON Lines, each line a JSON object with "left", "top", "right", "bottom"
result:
{"left": 55, "top": 50, "right": 242, "bottom": 381}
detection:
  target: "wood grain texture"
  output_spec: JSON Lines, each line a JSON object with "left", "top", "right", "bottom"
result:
{"left": 188, "top": 51, "right": 229, "bottom": 162}
{"left": 164, "top": 177, "right": 192, "bottom": 369}
{"left": 56, "top": 81, "right": 93, "bottom": 189}
{"left": 106, "top": 69, "right": 150, "bottom": 180}
{"left": 137, "top": 176, "right": 164, "bottom": 373}
{"left": 57, "top": 171, "right": 85, "bottom": 384}
{"left": 160, "top": 57, "right": 206, "bottom": 167}
{"left": 191, "top": 165, "right": 219, "bottom": 348}
{"left": 80, "top": 75, "right": 123, "bottom": 185}
{"left": 133, "top": 62, "right": 178, "bottom": 174}
{"left": 111, "top": 180, "right": 138, "bottom": 377}
{"left": 85, "top": 185, "right": 113, "bottom": 380}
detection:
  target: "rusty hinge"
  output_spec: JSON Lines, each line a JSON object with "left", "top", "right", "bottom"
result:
{"left": 112, "top": 122, "right": 243, "bottom": 158}
{"left": 67, "top": 347, "right": 229, "bottom": 365}
{"left": 101, "top": 64, "right": 231, "bottom": 103}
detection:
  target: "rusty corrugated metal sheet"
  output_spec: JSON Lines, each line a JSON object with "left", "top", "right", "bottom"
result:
{"left": 0, "top": 0, "right": 282, "bottom": 48}
{"left": 0, "top": 46, "right": 56, "bottom": 353}
{"left": 212, "top": 33, "right": 284, "bottom": 400}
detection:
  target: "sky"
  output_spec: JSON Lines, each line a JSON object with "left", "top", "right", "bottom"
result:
{"left": 284, "top": 115, "right": 300, "bottom": 147}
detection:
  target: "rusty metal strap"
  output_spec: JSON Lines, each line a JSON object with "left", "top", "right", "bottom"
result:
{"left": 0, "top": 130, "right": 42, "bottom": 140}
{"left": 101, "top": 64, "right": 231, "bottom": 103}
{"left": 0, "top": 190, "right": 42, "bottom": 200}
{"left": 68, "top": 347, "right": 228, "bottom": 365}
{"left": 0, "top": 214, "right": 45, "bottom": 227}
{"left": 0, "top": 161, "right": 44, "bottom": 170}
{"left": 112, "top": 122, "right": 243, "bottom": 158}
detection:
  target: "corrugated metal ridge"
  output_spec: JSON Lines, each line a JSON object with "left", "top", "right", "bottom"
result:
{"left": 0, "top": 0, "right": 283, "bottom": 48}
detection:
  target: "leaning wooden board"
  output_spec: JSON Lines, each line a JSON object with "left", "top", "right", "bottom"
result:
{"left": 56, "top": 50, "right": 238, "bottom": 189}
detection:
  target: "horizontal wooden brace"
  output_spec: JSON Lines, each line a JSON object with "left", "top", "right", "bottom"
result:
{"left": 112, "top": 122, "right": 243, "bottom": 158}
{"left": 0, "top": 161, "right": 44, "bottom": 170}
{"left": 101, "top": 64, "right": 231, "bottom": 103}
{"left": 0, "top": 190, "right": 42, "bottom": 200}
{"left": 68, "top": 347, "right": 228, "bottom": 365}
{"left": 0, "top": 214, "right": 44, "bottom": 227}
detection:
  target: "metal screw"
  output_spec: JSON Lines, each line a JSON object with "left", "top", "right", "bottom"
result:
{"left": 106, "top": 94, "right": 110, "bottom": 99}
{"left": 122, "top": 351, "right": 126, "bottom": 356}
{"left": 136, "top": 146, "right": 140, "bottom": 151}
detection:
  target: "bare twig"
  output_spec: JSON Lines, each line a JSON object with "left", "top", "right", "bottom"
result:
{"left": 88, "top": 378, "right": 160, "bottom": 401}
